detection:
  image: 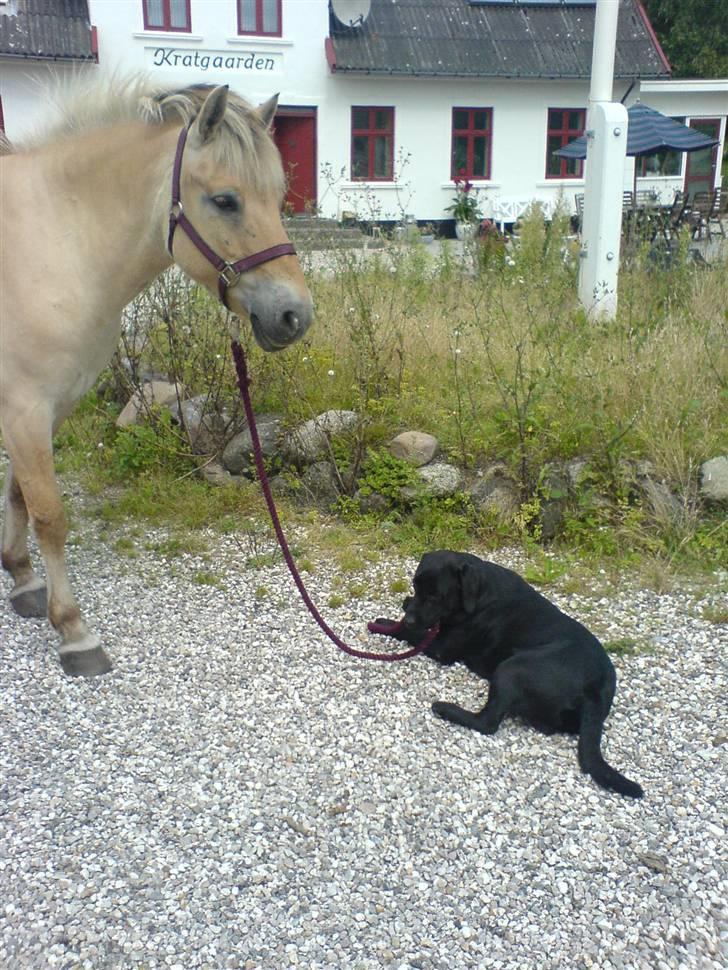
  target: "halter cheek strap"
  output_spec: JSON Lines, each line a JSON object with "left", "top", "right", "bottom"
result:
{"left": 167, "top": 124, "right": 296, "bottom": 307}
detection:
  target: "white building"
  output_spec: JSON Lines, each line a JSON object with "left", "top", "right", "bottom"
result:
{"left": 1, "top": 0, "right": 725, "bottom": 228}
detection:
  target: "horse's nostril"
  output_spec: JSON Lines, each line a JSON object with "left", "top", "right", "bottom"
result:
{"left": 283, "top": 310, "right": 300, "bottom": 334}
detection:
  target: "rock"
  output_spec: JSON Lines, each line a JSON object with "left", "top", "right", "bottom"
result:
{"left": 221, "top": 414, "right": 283, "bottom": 476}
{"left": 388, "top": 431, "right": 439, "bottom": 467}
{"left": 356, "top": 490, "right": 391, "bottom": 515}
{"left": 700, "top": 455, "right": 728, "bottom": 502}
{"left": 281, "top": 410, "right": 358, "bottom": 465}
{"left": 641, "top": 478, "right": 683, "bottom": 523}
{"left": 299, "top": 461, "right": 340, "bottom": 505}
{"left": 402, "top": 461, "right": 463, "bottom": 500}
{"left": 170, "top": 395, "right": 226, "bottom": 456}
{"left": 115, "top": 381, "right": 184, "bottom": 428}
{"left": 198, "top": 462, "right": 236, "bottom": 487}
{"left": 469, "top": 464, "right": 520, "bottom": 520}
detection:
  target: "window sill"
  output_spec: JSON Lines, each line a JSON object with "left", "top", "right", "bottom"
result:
{"left": 535, "top": 179, "right": 585, "bottom": 188}
{"left": 341, "top": 182, "right": 400, "bottom": 189}
{"left": 133, "top": 31, "right": 204, "bottom": 42}
{"left": 439, "top": 181, "right": 499, "bottom": 189}
{"left": 227, "top": 36, "right": 294, "bottom": 47}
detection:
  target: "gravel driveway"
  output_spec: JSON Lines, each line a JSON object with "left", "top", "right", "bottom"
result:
{"left": 1, "top": 490, "right": 726, "bottom": 969}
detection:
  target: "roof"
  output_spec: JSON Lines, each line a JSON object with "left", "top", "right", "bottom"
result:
{"left": 328, "top": 0, "right": 671, "bottom": 80}
{"left": 0, "top": 0, "right": 95, "bottom": 62}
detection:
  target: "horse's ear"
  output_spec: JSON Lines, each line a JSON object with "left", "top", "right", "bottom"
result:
{"left": 191, "top": 85, "right": 229, "bottom": 146}
{"left": 255, "top": 94, "right": 279, "bottom": 131}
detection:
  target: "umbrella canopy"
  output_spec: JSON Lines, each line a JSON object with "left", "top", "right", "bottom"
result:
{"left": 555, "top": 102, "right": 719, "bottom": 160}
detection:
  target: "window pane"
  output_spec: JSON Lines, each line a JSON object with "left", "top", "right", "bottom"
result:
{"left": 374, "top": 109, "right": 391, "bottom": 131}
{"left": 352, "top": 136, "right": 369, "bottom": 178}
{"left": 262, "top": 0, "right": 279, "bottom": 33}
{"left": 547, "top": 136, "right": 563, "bottom": 175}
{"left": 352, "top": 107, "right": 369, "bottom": 130}
{"left": 568, "top": 110, "right": 582, "bottom": 130}
{"left": 373, "top": 135, "right": 392, "bottom": 178}
{"left": 661, "top": 149, "right": 681, "bottom": 176}
{"left": 170, "top": 0, "right": 188, "bottom": 29}
{"left": 453, "top": 109, "right": 468, "bottom": 130}
{"left": 565, "top": 157, "right": 580, "bottom": 176}
{"left": 472, "top": 136, "right": 487, "bottom": 177}
{"left": 146, "top": 0, "right": 164, "bottom": 27}
{"left": 548, "top": 109, "right": 563, "bottom": 130}
{"left": 473, "top": 110, "right": 488, "bottom": 131}
{"left": 452, "top": 135, "right": 468, "bottom": 175}
{"left": 239, "top": 0, "right": 256, "bottom": 31}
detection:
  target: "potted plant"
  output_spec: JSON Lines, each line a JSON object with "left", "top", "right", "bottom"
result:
{"left": 418, "top": 222, "right": 435, "bottom": 244}
{"left": 446, "top": 175, "right": 482, "bottom": 239}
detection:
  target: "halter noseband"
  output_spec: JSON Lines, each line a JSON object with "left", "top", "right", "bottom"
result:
{"left": 167, "top": 123, "right": 296, "bottom": 307}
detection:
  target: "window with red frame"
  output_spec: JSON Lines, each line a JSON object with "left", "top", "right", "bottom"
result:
{"left": 143, "top": 0, "right": 191, "bottom": 31}
{"left": 451, "top": 108, "right": 492, "bottom": 180}
{"left": 351, "top": 107, "right": 394, "bottom": 181}
{"left": 546, "top": 108, "right": 586, "bottom": 178}
{"left": 238, "top": 0, "right": 281, "bottom": 36}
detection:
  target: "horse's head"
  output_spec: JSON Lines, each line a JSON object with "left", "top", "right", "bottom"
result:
{"left": 170, "top": 85, "right": 313, "bottom": 351}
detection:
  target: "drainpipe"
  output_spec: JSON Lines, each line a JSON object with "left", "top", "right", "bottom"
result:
{"left": 578, "top": 0, "right": 628, "bottom": 320}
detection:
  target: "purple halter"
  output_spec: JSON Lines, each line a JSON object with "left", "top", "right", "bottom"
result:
{"left": 167, "top": 123, "right": 296, "bottom": 307}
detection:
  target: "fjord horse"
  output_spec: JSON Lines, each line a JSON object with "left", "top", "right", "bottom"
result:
{"left": 0, "top": 77, "right": 313, "bottom": 676}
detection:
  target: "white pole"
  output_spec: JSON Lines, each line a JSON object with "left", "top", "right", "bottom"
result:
{"left": 578, "top": 0, "right": 628, "bottom": 320}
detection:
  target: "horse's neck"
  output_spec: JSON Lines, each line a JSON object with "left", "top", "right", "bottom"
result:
{"left": 46, "top": 123, "right": 176, "bottom": 309}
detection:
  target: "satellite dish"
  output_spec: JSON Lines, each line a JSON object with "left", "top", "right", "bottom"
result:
{"left": 331, "top": 0, "right": 371, "bottom": 29}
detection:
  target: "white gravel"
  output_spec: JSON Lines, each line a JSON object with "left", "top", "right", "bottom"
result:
{"left": 1, "top": 494, "right": 726, "bottom": 969}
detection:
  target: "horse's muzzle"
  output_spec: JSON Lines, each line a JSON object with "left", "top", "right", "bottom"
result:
{"left": 245, "top": 282, "right": 313, "bottom": 352}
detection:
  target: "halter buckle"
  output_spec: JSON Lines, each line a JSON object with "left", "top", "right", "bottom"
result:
{"left": 219, "top": 263, "right": 241, "bottom": 288}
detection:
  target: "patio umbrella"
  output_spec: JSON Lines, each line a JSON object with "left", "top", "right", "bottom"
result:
{"left": 554, "top": 102, "right": 719, "bottom": 160}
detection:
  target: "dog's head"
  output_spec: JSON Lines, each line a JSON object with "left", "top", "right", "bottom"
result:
{"left": 402, "top": 551, "right": 483, "bottom": 629}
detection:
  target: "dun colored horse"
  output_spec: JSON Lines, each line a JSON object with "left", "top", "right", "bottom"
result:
{"left": 0, "top": 76, "right": 313, "bottom": 677}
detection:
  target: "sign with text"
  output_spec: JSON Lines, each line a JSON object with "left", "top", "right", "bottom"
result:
{"left": 147, "top": 47, "right": 281, "bottom": 74}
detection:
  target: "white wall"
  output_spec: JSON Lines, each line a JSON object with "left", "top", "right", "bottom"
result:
{"left": 2, "top": 2, "right": 725, "bottom": 221}
{"left": 318, "top": 74, "right": 595, "bottom": 221}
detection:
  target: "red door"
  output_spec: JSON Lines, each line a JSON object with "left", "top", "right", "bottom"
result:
{"left": 684, "top": 119, "right": 720, "bottom": 199}
{"left": 273, "top": 110, "right": 317, "bottom": 214}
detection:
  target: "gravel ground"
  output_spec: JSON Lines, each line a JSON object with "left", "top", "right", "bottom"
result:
{"left": 1, "top": 485, "right": 726, "bottom": 969}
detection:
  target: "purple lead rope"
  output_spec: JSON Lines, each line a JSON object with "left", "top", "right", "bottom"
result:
{"left": 230, "top": 338, "right": 439, "bottom": 661}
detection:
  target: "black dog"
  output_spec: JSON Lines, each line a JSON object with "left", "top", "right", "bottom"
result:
{"left": 380, "top": 551, "right": 643, "bottom": 798}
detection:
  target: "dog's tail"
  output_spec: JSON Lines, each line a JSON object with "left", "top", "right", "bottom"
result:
{"left": 578, "top": 695, "right": 643, "bottom": 799}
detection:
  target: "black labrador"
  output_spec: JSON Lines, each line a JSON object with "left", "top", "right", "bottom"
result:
{"left": 380, "top": 550, "right": 643, "bottom": 798}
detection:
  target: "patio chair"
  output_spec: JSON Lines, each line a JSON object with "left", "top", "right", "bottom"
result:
{"left": 574, "top": 193, "right": 584, "bottom": 232}
{"left": 707, "top": 187, "right": 726, "bottom": 239}
{"left": 689, "top": 191, "right": 714, "bottom": 240}
{"left": 650, "top": 191, "right": 684, "bottom": 244}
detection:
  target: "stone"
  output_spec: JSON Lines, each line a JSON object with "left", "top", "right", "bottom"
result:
{"left": 469, "top": 464, "right": 520, "bottom": 520}
{"left": 388, "top": 431, "right": 439, "bottom": 467}
{"left": 221, "top": 414, "right": 283, "bottom": 476}
{"left": 115, "top": 381, "right": 184, "bottom": 428}
{"left": 299, "top": 461, "right": 340, "bottom": 505}
{"left": 281, "top": 410, "right": 358, "bottom": 465}
{"left": 170, "top": 395, "right": 227, "bottom": 456}
{"left": 699, "top": 455, "right": 728, "bottom": 502}
{"left": 198, "top": 462, "right": 236, "bottom": 487}
{"left": 402, "top": 461, "right": 463, "bottom": 500}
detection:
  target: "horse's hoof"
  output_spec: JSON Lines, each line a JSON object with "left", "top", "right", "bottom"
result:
{"left": 60, "top": 645, "right": 113, "bottom": 678}
{"left": 9, "top": 581, "right": 48, "bottom": 618}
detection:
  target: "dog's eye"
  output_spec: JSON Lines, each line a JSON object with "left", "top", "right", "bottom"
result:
{"left": 211, "top": 194, "right": 239, "bottom": 213}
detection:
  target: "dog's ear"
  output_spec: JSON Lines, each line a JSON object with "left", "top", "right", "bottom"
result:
{"left": 459, "top": 562, "right": 481, "bottom": 613}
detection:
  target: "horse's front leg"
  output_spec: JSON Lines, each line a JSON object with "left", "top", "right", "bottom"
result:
{"left": 2, "top": 412, "right": 112, "bottom": 677}
{"left": 2, "top": 464, "right": 48, "bottom": 617}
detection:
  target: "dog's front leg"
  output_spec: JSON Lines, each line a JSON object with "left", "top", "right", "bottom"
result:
{"left": 424, "top": 629, "right": 463, "bottom": 666}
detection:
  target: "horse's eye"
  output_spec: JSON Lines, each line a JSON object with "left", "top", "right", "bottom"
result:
{"left": 211, "top": 194, "right": 239, "bottom": 213}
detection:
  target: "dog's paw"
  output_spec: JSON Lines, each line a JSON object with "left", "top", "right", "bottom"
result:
{"left": 432, "top": 701, "right": 463, "bottom": 722}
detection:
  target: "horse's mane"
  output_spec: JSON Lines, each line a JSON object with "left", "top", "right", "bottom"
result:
{"left": 14, "top": 73, "right": 283, "bottom": 194}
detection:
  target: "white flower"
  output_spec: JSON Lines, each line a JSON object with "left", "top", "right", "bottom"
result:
{"left": 455, "top": 348, "right": 462, "bottom": 355}
{"left": 327, "top": 369, "right": 335, "bottom": 377}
